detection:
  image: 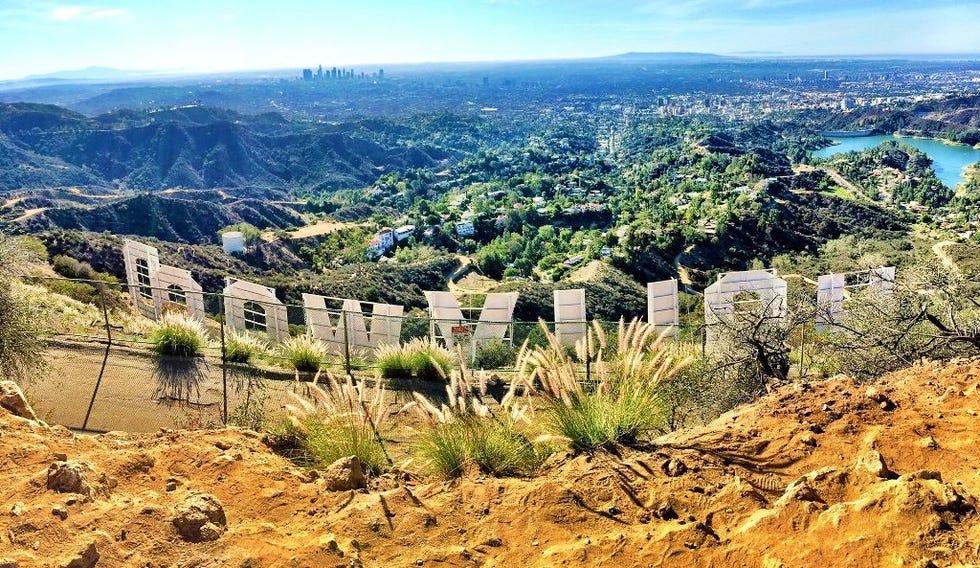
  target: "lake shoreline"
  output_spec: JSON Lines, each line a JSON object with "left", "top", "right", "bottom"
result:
{"left": 813, "top": 133, "right": 980, "bottom": 189}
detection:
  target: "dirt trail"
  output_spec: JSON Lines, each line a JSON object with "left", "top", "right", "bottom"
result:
{"left": 13, "top": 207, "right": 48, "bottom": 222}
{"left": 933, "top": 240, "right": 961, "bottom": 277}
{"left": 2, "top": 361, "right": 980, "bottom": 567}
{"left": 795, "top": 163, "right": 866, "bottom": 198}
{"left": 288, "top": 220, "right": 364, "bottom": 240}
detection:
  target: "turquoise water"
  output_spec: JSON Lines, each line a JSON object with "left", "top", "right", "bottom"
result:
{"left": 812, "top": 135, "right": 980, "bottom": 189}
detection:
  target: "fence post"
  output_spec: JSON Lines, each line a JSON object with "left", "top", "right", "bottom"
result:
{"left": 470, "top": 321, "right": 477, "bottom": 366}
{"left": 220, "top": 310, "right": 228, "bottom": 426}
{"left": 82, "top": 286, "right": 113, "bottom": 431}
{"left": 585, "top": 320, "right": 592, "bottom": 385}
{"left": 342, "top": 308, "right": 352, "bottom": 377}
{"left": 798, "top": 324, "right": 806, "bottom": 380}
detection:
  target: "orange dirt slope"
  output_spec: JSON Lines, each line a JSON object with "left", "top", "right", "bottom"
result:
{"left": 2, "top": 360, "right": 980, "bottom": 567}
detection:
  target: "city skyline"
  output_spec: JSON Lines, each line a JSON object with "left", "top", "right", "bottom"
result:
{"left": 1, "top": 0, "right": 979, "bottom": 81}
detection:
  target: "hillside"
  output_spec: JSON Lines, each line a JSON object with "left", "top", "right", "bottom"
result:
{"left": 37, "top": 194, "right": 304, "bottom": 244}
{"left": 0, "top": 102, "right": 453, "bottom": 191}
{"left": 2, "top": 361, "right": 978, "bottom": 566}
{"left": 820, "top": 94, "right": 980, "bottom": 145}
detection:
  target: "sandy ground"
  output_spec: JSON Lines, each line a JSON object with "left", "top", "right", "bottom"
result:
{"left": 2, "top": 360, "right": 980, "bottom": 567}
{"left": 289, "top": 220, "right": 364, "bottom": 240}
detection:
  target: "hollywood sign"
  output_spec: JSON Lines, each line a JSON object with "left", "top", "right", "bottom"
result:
{"left": 122, "top": 240, "right": 891, "bottom": 353}
{"left": 121, "top": 239, "right": 680, "bottom": 350}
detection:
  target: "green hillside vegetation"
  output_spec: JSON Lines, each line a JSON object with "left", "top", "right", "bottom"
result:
{"left": 0, "top": 102, "right": 468, "bottom": 191}
{"left": 41, "top": 194, "right": 304, "bottom": 244}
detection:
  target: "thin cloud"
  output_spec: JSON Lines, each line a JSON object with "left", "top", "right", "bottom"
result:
{"left": 50, "top": 5, "right": 126, "bottom": 22}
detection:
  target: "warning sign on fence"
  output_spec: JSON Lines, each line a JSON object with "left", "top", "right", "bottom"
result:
{"left": 451, "top": 325, "right": 471, "bottom": 340}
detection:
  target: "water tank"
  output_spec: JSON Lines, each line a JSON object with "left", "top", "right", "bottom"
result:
{"left": 222, "top": 231, "right": 245, "bottom": 254}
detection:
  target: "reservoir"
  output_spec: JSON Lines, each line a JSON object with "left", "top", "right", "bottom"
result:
{"left": 812, "top": 134, "right": 980, "bottom": 190}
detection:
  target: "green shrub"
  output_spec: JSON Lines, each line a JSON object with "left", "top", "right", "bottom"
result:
{"left": 375, "top": 343, "right": 412, "bottom": 379}
{"left": 517, "top": 318, "right": 690, "bottom": 452}
{"left": 150, "top": 313, "right": 209, "bottom": 357}
{"left": 279, "top": 335, "right": 328, "bottom": 373}
{"left": 398, "top": 313, "right": 430, "bottom": 343}
{"left": 405, "top": 338, "right": 455, "bottom": 381}
{"left": 0, "top": 279, "right": 45, "bottom": 381}
{"left": 48, "top": 254, "right": 125, "bottom": 310}
{"left": 466, "top": 419, "right": 540, "bottom": 477}
{"left": 414, "top": 421, "right": 470, "bottom": 478}
{"left": 42, "top": 279, "right": 99, "bottom": 305}
{"left": 411, "top": 369, "right": 544, "bottom": 478}
{"left": 225, "top": 330, "right": 267, "bottom": 364}
{"left": 473, "top": 338, "right": 516, "bottom": 369}
{"left": 285, "top": 374, "right": 390, "bottom": 474}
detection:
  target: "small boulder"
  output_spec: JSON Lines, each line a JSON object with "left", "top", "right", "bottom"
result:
{"left": 62, "top": 541, "right": 99, "bottom": 568}
{"left": 776, "top": 479, "right": 823, "bottom": 507}
{"left": 322, "top": 456, "right": 367, "bottom": 491}
{"left": 173, "top": 493, "right": 227, "bottom": 542}
{"left": 865, "top": 386, "right": 896, "bottom": 411}
{"left": 51, "top": 504, "right": 69, "bottom": 520}
{"left": 662, "top": 458, "right": 688, "bottom": 478}
{"left": 46, "top": 461, "right": 103, "bottom": 500}
{"left": 0, "top": 381, "right": 38, "bottom": 421}
{"left": 855, "top": 450, "right": 892, "bottom": 479}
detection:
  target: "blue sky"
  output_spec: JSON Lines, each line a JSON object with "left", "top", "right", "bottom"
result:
{"left": 1, "top": 0, "right": 979, "bottom": 80}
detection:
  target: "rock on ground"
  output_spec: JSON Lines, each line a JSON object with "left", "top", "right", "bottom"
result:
{"left": 0, "top": 381, "right": 37, "bottom": 421}
{"left": 172, "top": 493, "right": 227, "bottom": 542}
{"left": 322, "top": 456, "right": 368, "bottom": 491}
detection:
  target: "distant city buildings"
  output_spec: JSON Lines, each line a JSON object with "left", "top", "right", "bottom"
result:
{"left": 301, "top": 65, "right": 384, "bottom": 81}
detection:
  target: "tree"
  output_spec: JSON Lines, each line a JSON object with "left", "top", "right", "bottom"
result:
{"left": 821, "top": 258, "right": 980, "bottom": 379}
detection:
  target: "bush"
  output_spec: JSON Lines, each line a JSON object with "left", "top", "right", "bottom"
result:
{"left": 466, "top": 419, "right": 540, "bottom": 477}
{"left": 405, "top": 338, "right": 455, "bottom": 381}
{"left": 150, "top": 313, "right": 209, "bottom": 357}
{"left": 48, "top": 254, "right": 124, "bottom": 310}
{"left": 517, "top": 318, "right": 690, "bottom": 452}
{"left": 375, "top": 343, "right": 412, "bottom": 379}
{"left": 279, "top": 335, "right": 328, "bottom": 373}
{"left": 225, "top": 330, "right": 267, "bottom": 364}
{"left": 285, "top": 374, "right": 390, "bottom": 474}
{"left": 414, "top": 421, "right": 470, "bottom": 478}
{"left": 42, "top": 279, "right": 100, "bottom": 305}
{"left": 411, "top": 368, "right": 544, "bottom": 478}
{"left": 0, "top": 279, "right": 45, "bottom": 381}
{"left": 473, "top": 338, "right": 516, "bottom": 369}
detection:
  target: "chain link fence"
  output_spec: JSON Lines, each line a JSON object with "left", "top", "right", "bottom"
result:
{"left": 16, "top": 275, "right": 706, "bottom": 433}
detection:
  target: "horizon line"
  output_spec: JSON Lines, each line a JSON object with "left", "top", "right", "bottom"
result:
{"left": 6, "top": 50, "right": 980, "bottom": 83}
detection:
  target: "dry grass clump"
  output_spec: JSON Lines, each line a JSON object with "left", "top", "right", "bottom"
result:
{"left": 517, "top": 318, "right": 690, "bottom": 452}
{"left": 149, "top": 312, "right": 210, "bottom": 357}
{"left": 279, "top": 335, "right": 329, "bottom": 373}
{"left": 405, "top": 338, "right": 455, "bottom": 381}
{"left": 409, "top": 357, "right": 544, "bottom": 478}
{"left": 149, "top": 313, "right": 213, "bottom": 404}
{"left": 375, "top": 342, "right": 413, "bottom": 379}
{"left": 285, "top": 372, "right": 390, "bottom": 474}
{"left": 225, "top": 330, "right": 267, "bottom": 364}
{"left": 375, "top": 339, "right": 456, "bottom": 381}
